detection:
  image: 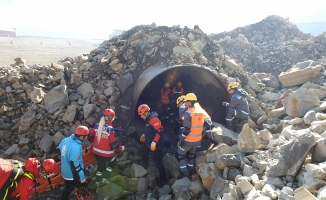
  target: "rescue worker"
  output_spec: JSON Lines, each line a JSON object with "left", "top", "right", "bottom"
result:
{"left": 176, "top": 95, "right": 186, "bottom": 126}
{"left": 57, "top": 125, "right": 89, "bottom": 200}
{"left": 222, "top": 82, "right": 249, "bottom": 132}
{"left": 177, "top": 93, "right": 205, "bottom": 178}
{"left": 160, "top": 82, "right": 171, "bottom": 119}
{"left": 7, "top": 158, "right": 56, "bottom": 200}
{"left": 138, "top": 104, "right": 167, "bottom": 182}
{"left": 88, "top": 108, "right": 124, "bottom": 179}
{"left": 171, "top": 81, "right": 184, "bottom": 104}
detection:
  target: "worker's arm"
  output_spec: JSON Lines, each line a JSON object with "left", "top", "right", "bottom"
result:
{"left": 149, "top": 117, "right": 163, "bottom": 143}
{"left": 69, "top": 146, "right": 85, "bottom": 184}
{"left": 182, "top": 111, "right": 191, "bottom": 136}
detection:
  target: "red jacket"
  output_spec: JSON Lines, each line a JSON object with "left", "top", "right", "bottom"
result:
{"left": 10, "top": 158, "right": 40, "bottom": 200}
{"left": 89, "top": 121, "right": 123, "bottom": 158}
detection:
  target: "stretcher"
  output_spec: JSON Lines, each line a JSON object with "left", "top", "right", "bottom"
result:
{"left": 30, "top": 146, "right": 97, "bottom": 197}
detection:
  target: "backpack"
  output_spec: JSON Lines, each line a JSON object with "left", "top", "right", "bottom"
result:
{"left": 0, "top": 158, "right": 26, "bottom": 200}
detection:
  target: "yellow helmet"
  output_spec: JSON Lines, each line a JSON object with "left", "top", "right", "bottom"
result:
{"left": 184, "top": 93, "right": 197, "bottom": 101}
{"left": 176, "top": 95, "right": 185, "bottom": 105}
{"left": 177, "top": 81, "right": 182, "bottom": 87}
{"left": 227, "top": 82, "right": 239, "bottom": 91}
{"left": 164, "top": 82, "right": 170, "bottom": 88}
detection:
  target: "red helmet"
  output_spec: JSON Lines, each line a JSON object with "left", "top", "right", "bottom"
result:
{"left": 76, "top": 187, "right": 91, "bottom": 200}
{"left": 42, "top": 159, "right": 56, "bottom": 173}
{"left": 75, "top": 126, "right": 89, "bottom": 136}
{"left": 138, "top": 104, "right": 150, "bottom": 115}
{"left": 103, "top": 108, "right": 115, "bottom": 117}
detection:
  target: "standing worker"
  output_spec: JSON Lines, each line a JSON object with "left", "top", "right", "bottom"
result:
{"left": 57, "top": 126, "right": 90, "bottom": 200}
{"left": 88, "top": 109, "right": 124, "bottom": 179}
{"left": 160, "top": 82, "right": 171, "bottom": 119}
{"left": 176, "top": 93, "right": 205, "bottom": 178}
{"left": 137, "top": 104, "right": 167, "bottom": 183}
{"left": 222, "top": 82, "right": 249, "bottom": 132}
{"left": 171, "top": 81, "right": 184, "bottom": 104}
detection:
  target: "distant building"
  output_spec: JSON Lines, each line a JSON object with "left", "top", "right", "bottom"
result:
{"left": 0, "top": 27, "right": 16, "bottom": 37}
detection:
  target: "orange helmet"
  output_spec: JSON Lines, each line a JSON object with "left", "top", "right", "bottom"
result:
{"left": 177, "top": 81, "right": 182, "bottom": 86}
{"left": 75, "top": 126, "right": 89, "bottom": 136}
{"left": 164, "top": 82, "right": 170, "bottom": 88}
{"left": 138, "top": 104, "right": 150, "bottom": 115}
{"left": 42, "top": 159, "right": 56, "bottom": 173}
{"left": 103, "top": 108, "right": 115, "bottom": 117}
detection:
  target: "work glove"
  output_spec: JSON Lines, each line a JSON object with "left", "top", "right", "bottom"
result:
{"left": 150, "top": 142, "right": 156, "bottom": 151}
{"left": 222, "top": 102, "right": 229, "bottom": 107}
{"left": 140, "top": 134, "right": 145, "bottom": 142}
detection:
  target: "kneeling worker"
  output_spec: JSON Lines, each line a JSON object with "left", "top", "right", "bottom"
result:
{"left": 222, "top": 82, "right": 249, "bottom": 132}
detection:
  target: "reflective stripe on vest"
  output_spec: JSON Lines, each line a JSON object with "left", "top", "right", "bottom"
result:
{"left": 161, "top": 88, "right": 170, "bottom": 104}
{"left": 172, "top": 87, "right": 184, "bottom": 96}
{"left": 92, "top": 147, "right": 114, "bottom": 155}
{"left": 185, "top": 107, "right": 205, "bottom": 142}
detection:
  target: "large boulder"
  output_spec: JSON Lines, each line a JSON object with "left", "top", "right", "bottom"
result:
{"left": 266, "top": 133, "right": 316, "bottom": 176}
{"left": 77, "top": 83, "right": 94, "bottom": 98}
{"left": 279, "top": 65, "right": 322, "bottom": 87}
{"left": 115, "top": 73, "right": 133, "bottom": 95}
{"left": 44, "top": 84, "right": 69, "bottom": 113}
{"left": 282, "top": 88, "right": 320, "bottom": 117}
{"left": 238, "top": 123, "right": 262, "bottom": 153}
{"left": 30, "top": 87, "right": 45, "bottom": 103}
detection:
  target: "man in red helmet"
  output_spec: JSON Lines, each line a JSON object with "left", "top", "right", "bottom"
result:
{"left": 2, "top": 158, "right": 56, "bottom": 200}
{"left": 57, "top": 125, "right": 89, "bottom": 200}
{"left": 137, "top": 104, "right": 167, "bottom": 183}
{"left": 88, "top": 108, "right": 124, "bottom": 180}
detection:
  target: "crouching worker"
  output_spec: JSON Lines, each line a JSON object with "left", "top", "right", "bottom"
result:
{"left": 138, "top": 104, "right": 167, "bottom": 182}
{"left": 0, "top": 158, "right": 56, "bottom": 200}
{"left": 57, "top": 125, "right": 90, "bottom": 200}
{"left": 88, "top": 108, "right": 125, "bottom": 180}
{"left": 177, "top": 93, "right": 205, "bottom": 178}
{"left": 222, "top": 82, "right": 249, "bottom": 132}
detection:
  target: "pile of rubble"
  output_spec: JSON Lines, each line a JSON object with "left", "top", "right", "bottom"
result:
{"left": 1, "top": 22, "right": 326, "bottom": 199}
{"left": 210, "top": 15, "right": 326, "bottom": 76}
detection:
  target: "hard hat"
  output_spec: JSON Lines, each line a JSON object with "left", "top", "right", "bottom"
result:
{"left": 184, "top": 93, "right": 197, "bottom": 101}
{"left": 177, "top": 81, "right": 182, "bottom": 86}
{"left": 76, "top": 187, "right": 91, "bottom": 200}
{"left": 42, "top": 159, "right": 56, "bottom": 174}
{"left": 227, "top": 82, "right": 239, "bottom": 91}
{"left": 138, "top": 104, "right": 150, "bottom": 115}
{"left": 176, "top": 95, "right": 185, "bottom": 105}
{"left": 75, "top": 126, "right": 89, "bottom": 136}
{"left": 164, "top": 82, "right": 170, "bottom": 88}
{"left": 103, "top": 108, "right": 115, "bottom": 117}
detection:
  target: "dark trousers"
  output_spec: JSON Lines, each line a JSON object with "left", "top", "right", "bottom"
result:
{"left": 140, "top": 144, "right": 166, "bottom": 181}
{"left": 225, "top": 107, "right": 249, "bottom": 131}
{"left": 94, "top": 154, "right": 117, "bottom": 177}
{"left": 60, "top": 180, "right": 76, "bottom": 200}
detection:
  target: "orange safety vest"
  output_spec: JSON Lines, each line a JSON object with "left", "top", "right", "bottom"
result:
{"left": 160, "top": 88, "right": 170, "bottom": 105}
{"left": 185, "top": 106, "right": 205, "bottom": 142}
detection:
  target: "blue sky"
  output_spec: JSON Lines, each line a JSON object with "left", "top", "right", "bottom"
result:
{"left": 1, "top": 0, "right": 325, "bottom": 39}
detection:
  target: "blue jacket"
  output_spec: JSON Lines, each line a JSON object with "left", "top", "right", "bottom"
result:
{"left": 144, "top": 112, "right": 164, "bottom": 150}
{"left": 57, "top": 135, "right": 85, "bottom": 181}
{"left": 229, "top": 89, "right": 249, "bottom": 113}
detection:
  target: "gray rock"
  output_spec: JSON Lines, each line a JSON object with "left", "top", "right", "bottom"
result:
{"left": 103, "top": 86, "right": 114, "bottom": 96}
{"left": 131, "top": 163, "right": 147, "bottom": 178}
{"left": 44, "top": 84, "right": 69, "bottom": 113}
{"left": 210, "top": 123, "right": 238, "bottom": 145}
{"left": 18, "top": 138, "right": 30, "bottom": 147}
{"left": 77, "top": 83, "right": 94, "bottom": 98}
{"left": 207, "top": 143, "right": 236, "bottom": 163}
{"left": 227, "top": 168, "right": 242, "bottom": 181}
{"left": 317, "top": 185, "right": 326, "bottom": 200}
{"left": 312, "top": 138, "right": 326, "bottom": 163}
{"left": 197, "top": 163, "right": 221, "bottom": 191}
{"left": 294, "top": 187, "right": 317, "bottom": 200}
{"left": 137, "top": 178, "right": 149, "bottom": 197}
{"left": 61, "top": 105, "right": 77, "bottom": 123}
{"left": 115, "top": 73, "right": 133, "bottom": 95}
{"left": 279, "top": 65, "right": 321, "bottom": 87}
{"left": 279, "top": 187, "right": 294, "bottom": 200}
{"left": 237, "top": 179, "right": 254, "bottom": 194}
{"left": 52, "top": 131, "right": 65, "bottom": 146}
{"left": 265, "top": 177, "right": 284, "bottom": 188}
{"left": 163, "top": 153, "right": 180, "bottom": 178}
{"left": 158, "top": 185, "right": 171, "bottom": 197}
{"left": 304, "top": 110, "right": 317, "bottom": 125}
{"left": 282, "top": 88, "right": 320, "bottom": 117}
{"left": 39, "top": 135, "right": 53, "bottom": 153}
{"left": 266, "top": 133, "right": 316, "bottom": 176}
{"left": 297, "top": 164, "right": 326, "bottom": 193}
{"left": 215, "top": 154, "right": 241, "bottom": 169}
{"left": 30, "top": 87, "right": 45, "bottom": 103}
{"left": 238, "top": 123, "right": 261, "bottom": 153}
{"left": 209, "top": 176, "right": 231, "bottom": 200}
{"left": 268, "top": 107, "right": 286, "bottom": 118}
{"left": 4, "top": 144, "right": 20, "bottom": 155}
{"left": 83, "top": 104, "right": 97, "bottom": 118}
{"left": 20, "top": 111, "right": 36, "bottom": 126}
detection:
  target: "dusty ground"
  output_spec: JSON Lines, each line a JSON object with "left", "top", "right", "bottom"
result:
{"left": 0, "top": 36, "right": 103, "bottom": 66}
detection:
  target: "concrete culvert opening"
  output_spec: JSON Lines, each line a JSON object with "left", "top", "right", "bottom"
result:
{"left": 132, "top": 64, "right": 229, "bottom": 137}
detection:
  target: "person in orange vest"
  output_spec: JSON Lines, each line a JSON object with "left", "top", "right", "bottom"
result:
{"left": 160, "top": 82, "right": 172, "bottom": 119}
{"left": 88, "top": 109, "right": 125, "bottom": 180}
{"left": 176, "top": 93, "right": 206, "bottom": 178}
{"left": 138, "top": 104, "right": 167, "bottom": 182}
